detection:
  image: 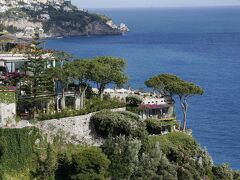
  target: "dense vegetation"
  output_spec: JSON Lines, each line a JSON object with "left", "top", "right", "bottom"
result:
{"left": 1, "top": 121, "right": 239, "bottom": 179}
{"left": 55, "top": 146, "right": 110, "bottom": 180}
{"left": 0, "top": 128, "right": 44, "bottom": 179}
{"left": 1, "top": 38, "right": 239, "bottom": 179}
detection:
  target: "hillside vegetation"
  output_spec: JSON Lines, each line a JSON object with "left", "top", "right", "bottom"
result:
{"left": 0, "top": 112, "right": 240, "bottom": 179}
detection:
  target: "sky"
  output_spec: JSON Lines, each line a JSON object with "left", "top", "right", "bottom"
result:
{"left": 72, "top": 0, "right": 240, "bottom": 8}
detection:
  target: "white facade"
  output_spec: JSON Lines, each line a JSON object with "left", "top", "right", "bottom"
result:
{"left": 139, "top": 96, "right": 175, "bottom": 120}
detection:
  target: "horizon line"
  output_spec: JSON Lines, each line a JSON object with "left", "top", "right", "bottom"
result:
{"left": 76, "top": 5, "right": 240, "bottom": 10}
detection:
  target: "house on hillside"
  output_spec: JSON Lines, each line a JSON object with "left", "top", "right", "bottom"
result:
{"left": 137, "top": 95, "right": 179, "bottom": 134}
{"left": 139, "top": 96, "right": 175, "bottom": 120}
{"left": 0, "top": 33, "right": 56, "bottom": 84}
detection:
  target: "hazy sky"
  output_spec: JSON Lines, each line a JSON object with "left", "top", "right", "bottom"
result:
{"left": 72, "top": 0, "right": 240, "bottom": 8}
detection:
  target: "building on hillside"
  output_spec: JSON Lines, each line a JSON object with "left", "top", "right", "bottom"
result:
{"left": 138, "top": 96, "right": 175, "bottom": 120}
{"left": 0, "top": 86, "right": 16, "bottom": 127}
{"left": 103, "top": 88, "right": 133, "bottom": 102}
{"left": 0, "top": 33, "right": 56, "bottom": 85}
{"left": 138, "top": 95, "right": 179, "bottom": 134}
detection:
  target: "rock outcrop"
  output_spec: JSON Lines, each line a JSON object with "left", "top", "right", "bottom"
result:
{"left": 47, "top": 20, "right": 123, "bottom": 37}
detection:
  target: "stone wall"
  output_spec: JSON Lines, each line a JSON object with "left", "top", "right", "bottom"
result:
{"left": 34, "top": 107, "right": 126, "bottom": 146}
{"left": 0, "top": 103, "right": 16, "bottom": 127}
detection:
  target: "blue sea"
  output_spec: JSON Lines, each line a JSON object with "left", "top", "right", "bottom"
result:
{"left": 46, "top": 7, "right": 240, "bottom": 169}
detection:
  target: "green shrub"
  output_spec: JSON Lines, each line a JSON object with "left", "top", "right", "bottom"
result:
{"left": 102, "top": 136, "right": 142, "bottom": 179}
{"left": 126, "top": 106, "right": 139, "bottom": 114}
{"left": 233, "top": 171, "right": 240, "bottom": 179}
{"left": 149, "top": 132, "right": 198, "bottom": 155}
{"left": 146, "top": 119, "right": 179, "bottom": 135}
{"left": 31, "top": 144, "right": 57, "bottom": 180}
{"left": 126, "top": 95, "right": 143, "bottom": 106}
{"left": 102, "top": 136, "right": 177, "bottom": 180}
{"left": 149, "top": 133, "right": 214, "bottom": 179}
{"left": 90, "top": 110, "right": 146, "bottom": 138}
{"left": 212, "top": 164, "right": 234, "bottom": 180}
{"left": 126, "top": 95, "right": 142, "bottom": 114}
{"left": 55, "top": 146, "right": 110, "bottom": 180}
{"left": 117, "top": 111, "right": 140, "bottom": 121}
{"left": 146, "top": 119, "right": 163, "bottom": 135}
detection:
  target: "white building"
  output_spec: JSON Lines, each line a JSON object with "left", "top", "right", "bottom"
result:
{"left": 139, "top": 96, "right": 175, "bottom": 120}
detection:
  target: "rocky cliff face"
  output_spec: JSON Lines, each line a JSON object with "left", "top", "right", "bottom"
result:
{"left": 48, "top": 20, "right": 122, "bottom": 37}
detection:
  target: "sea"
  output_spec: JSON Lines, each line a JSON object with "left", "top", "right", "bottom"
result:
{"left": 46, "top": 7, "right": 240, "bottom": 169}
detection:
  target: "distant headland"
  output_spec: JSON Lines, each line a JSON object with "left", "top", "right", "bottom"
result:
{"left": 0, "top": 0, "right": 129, "bottom": 38}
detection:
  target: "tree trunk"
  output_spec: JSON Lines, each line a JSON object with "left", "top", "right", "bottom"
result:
{"left": 61, "top": 89, "right": 66, "bottom": 110}
{"left": 77, "top": 85, "right": 88, "bottom": 110}
{"left": 74, "top": 92, "right": 81, "bottom": 110}
{"left": 80, "top": 89, "right": 86, "bottom": 109}
{"left": 83, "top": 90, "right": 85, "bottom": 108}
{"left": 99, "top": 84, "right": 105, "bottom": 101}
{"left": 79, "top": 86, "right": 82, "bottom": 109}
{"left": 183, "top": 110, "right": 187, "bottom": 131}
{"left": 181, "top": 97, "right": 188, "bottom": 131}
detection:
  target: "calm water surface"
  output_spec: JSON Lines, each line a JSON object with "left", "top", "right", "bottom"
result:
{"left": 46, "top": 7, "right": 240, "bottom": 169}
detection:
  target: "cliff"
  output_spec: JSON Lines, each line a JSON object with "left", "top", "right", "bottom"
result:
{"left": 0, "top": 3, "right": 127, "bottom": 38}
